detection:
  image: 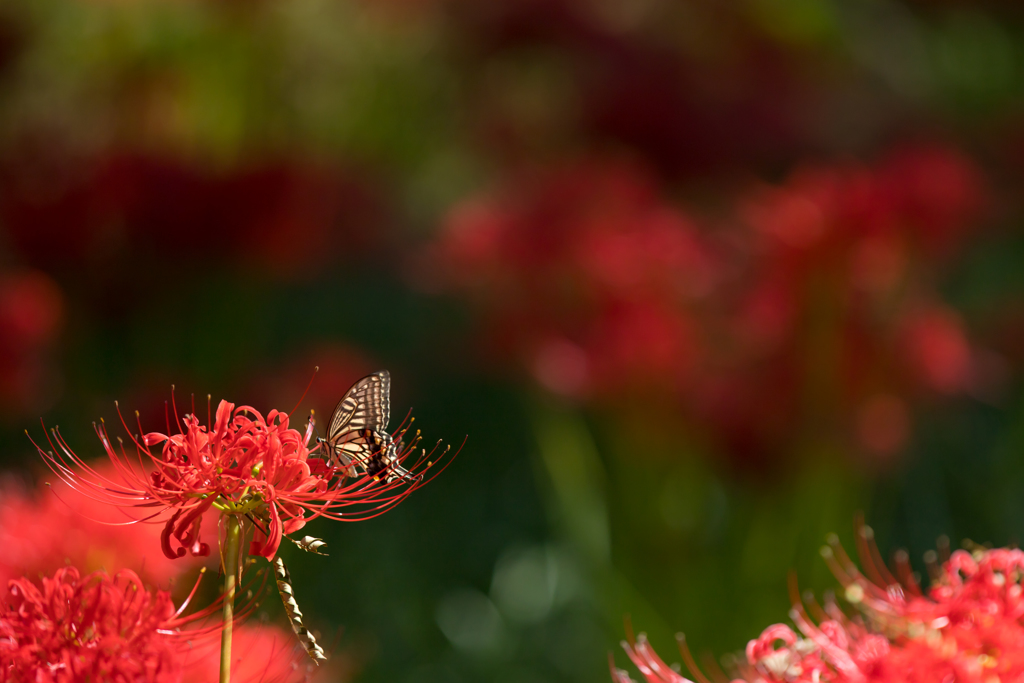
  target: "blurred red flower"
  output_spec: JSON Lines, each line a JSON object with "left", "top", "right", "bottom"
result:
{"left": 180, "top": 622, "right": 345, "bottom": 683}
{"left": 434, "top": 159, "right": 716, "bottom": 399}
{"left": 0, "top": 465, "right": 211, "bottom": 589}
{"left": 0, "top": 149, "right": 385, "bottom": 279}
{"left": 899, "top": 305, "right": 975, "bottom": 395}
{"left": 0, "top": 566, "right": 221, "bottom": 682}
{"left": 0, "top": 270, "right": 63, "bottom": 416}
{"left": 434, "top": 146, "right": 990, "bottom": 463}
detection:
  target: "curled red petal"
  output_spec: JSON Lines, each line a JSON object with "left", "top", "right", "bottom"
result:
{"left": 160, "top": 512, "right": 186, "bottom": 560}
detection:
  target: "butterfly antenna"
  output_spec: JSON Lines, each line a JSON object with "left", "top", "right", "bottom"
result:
{"left": 289, "top": 366, "right": 319, "bottom": 418}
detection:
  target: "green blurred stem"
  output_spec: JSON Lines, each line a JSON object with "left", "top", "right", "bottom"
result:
{"left": 220, "top": 515, "right": 242, "bottom": 683}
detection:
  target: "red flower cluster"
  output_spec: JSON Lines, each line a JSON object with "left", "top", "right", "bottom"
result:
{"left": 0, "top": 566, "right": 218, "bottom": 682}
{"left": 612, "top": 533, "right": 1024, "bottom": 683}
{"left": 435, "top": 159, "right": 715, "bottom": 398}
{"left": 0, "top": 564, "right": 329, "bottom": 683}
{"left": 36, "top": 396, "right": 439, "bottom": 562}
{"left": 433, "top": 147, "right": 987, "bottom": 461}
{"left": 0, "top": 466, "right": 211, "bottom": 589}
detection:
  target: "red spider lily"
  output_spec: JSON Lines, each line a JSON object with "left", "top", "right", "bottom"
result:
{"left": 33, "top": 394, "right": 450, "bottom": 562}
{"left": 0, "top": 466, "right": 213, "bottom": 589}
{"left": 0, "top": 565, "right": 226, "bottom": 682}
{"left": 611, "top": 633, "right": 690, "bottom": 683}
{"left": 432, "top": 159, "right": 716, "bottom": 400}
{"left": 612, "top": 527, "right": 1024, "bottom": 683}
{"left": 434, "top": 148, "right": 989, "bottom": 465}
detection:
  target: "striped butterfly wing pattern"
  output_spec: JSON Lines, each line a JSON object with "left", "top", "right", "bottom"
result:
{"left": 320, "top": 370, "right": 416, "bottom": 482}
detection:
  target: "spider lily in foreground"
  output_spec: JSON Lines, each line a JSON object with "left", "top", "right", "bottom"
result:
{"left": 0, "top": 565, "right": 320, "bottom": 683}
{"left": 0, "top": 566, "right": 226, "bottom": 682}
{"left": 612, "top": 526, "right": 1024, "bottom": 683}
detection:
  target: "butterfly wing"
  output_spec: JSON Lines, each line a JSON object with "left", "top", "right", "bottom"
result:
{"left": 323, "top": 371, "right": 391, "bottom": 473}
{"left": 326, "top": 370, "right": 390, "bottom": 438}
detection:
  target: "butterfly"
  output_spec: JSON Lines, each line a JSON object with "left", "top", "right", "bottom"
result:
{"left": 317, "top": 370, "right": 418, "bottom": 483}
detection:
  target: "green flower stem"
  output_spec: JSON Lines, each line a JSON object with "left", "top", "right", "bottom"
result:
{"left": 220, "top": 514, "right": 243, "bottom": 683}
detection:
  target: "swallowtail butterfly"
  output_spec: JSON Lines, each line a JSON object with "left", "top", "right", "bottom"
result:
{"left": 317, "top": 370, "right": 417, "bottom": 482}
